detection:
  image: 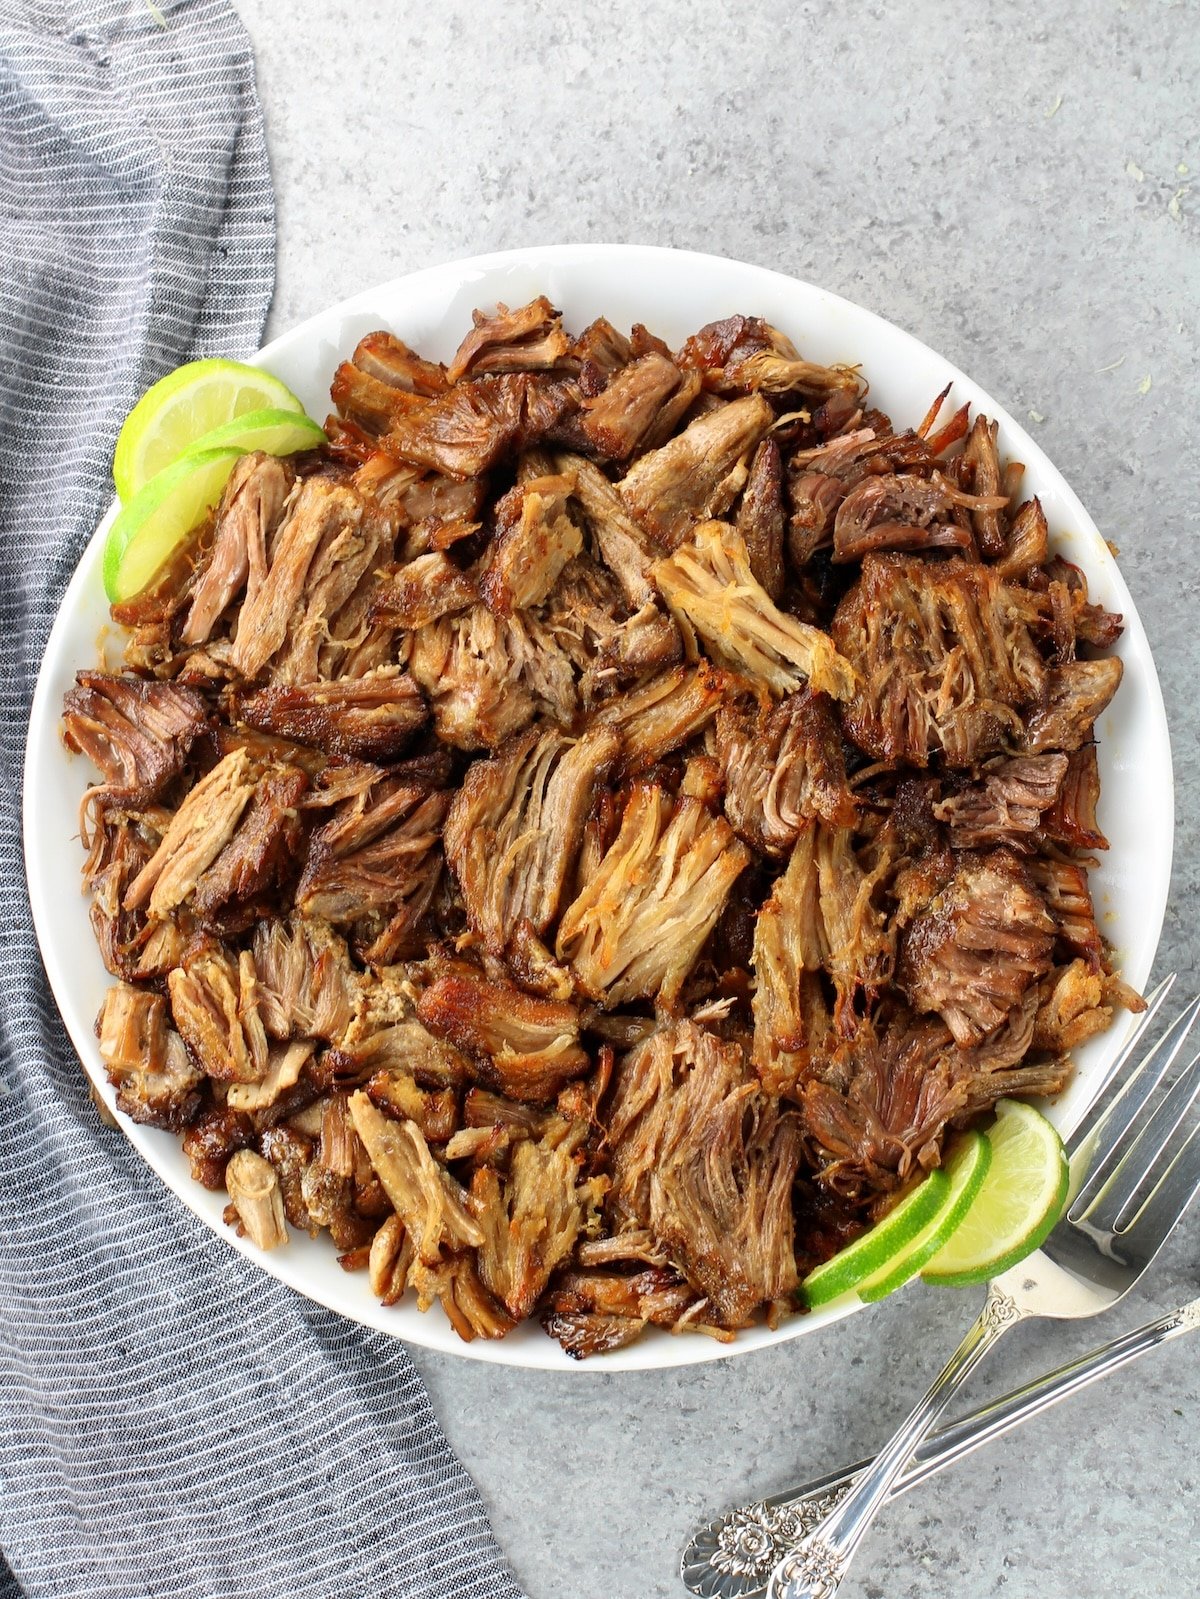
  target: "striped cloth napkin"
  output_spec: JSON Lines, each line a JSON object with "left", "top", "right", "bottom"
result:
{"left": 0, "top": 5, "right": 524, "bottom": 1596}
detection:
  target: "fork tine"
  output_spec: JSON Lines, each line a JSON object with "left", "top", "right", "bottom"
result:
{"left": 1064, "top": 973, "right": 1177, "bottom": 1158}
{"left": 1072, "top": 1043, "right": 1200, "bottom": 1233}
{"left": 1067, "top": 990, "right": 1200, "bottom": 1217}
{"left": 1115, "top": 1114, "right": 1200, "bottom": 1254}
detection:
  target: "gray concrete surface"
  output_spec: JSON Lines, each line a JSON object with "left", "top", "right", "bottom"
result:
{"left": 235, "top": 0, "right": 1198, "bottom": 1592}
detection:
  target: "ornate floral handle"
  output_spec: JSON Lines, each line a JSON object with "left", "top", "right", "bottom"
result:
{"left": 764, "top": 1286, "right": 1023, "bottom": 1599}
{"left": 683, "top": 1299, "right": 1200, "bottom": 1599}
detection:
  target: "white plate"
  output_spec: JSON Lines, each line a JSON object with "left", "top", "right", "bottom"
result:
{"left": 24, "top": 244, "right": 1174, "bottom": 1370}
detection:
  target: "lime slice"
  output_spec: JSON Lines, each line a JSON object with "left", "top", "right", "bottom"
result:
{"left": 922, "top": 1100, "right": 1069, "bottom": 1287}
{"left": 178, "top": 406, "right": 326, "bottom": 463}
{"left": 857, "top": 1132, "right": 992, "bottom": 1302}
{"left": 103, "top": 446, "right": 243, "bottom": 603}
{"left": 113, "top": 359, "right": 304, "bottom": 501}
{"left": 800, "top": 1168, "right": 950, "bottom": 1309}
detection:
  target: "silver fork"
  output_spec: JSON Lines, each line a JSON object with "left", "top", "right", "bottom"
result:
{"left": 728, "top": 977, "right": 1200, "bottom": 1599}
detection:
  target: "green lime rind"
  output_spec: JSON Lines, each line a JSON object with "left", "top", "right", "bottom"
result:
{"left": 857, "top": 1132, "right": 992, "bottom": 1303}
{"left": 800, "top": 1168, "right": 950, "bottom": 1309}
{"left": 921, "top": 1100, "right": 1070, "bottom": 1289}
{"left": 103, "top": 446, "right": 244, "bottom": 604}
{"left": 113, "top": 359, "right": 304, "bottom": 501}
{"left": 177, "top": 406, "right": 326, "bottom": 463}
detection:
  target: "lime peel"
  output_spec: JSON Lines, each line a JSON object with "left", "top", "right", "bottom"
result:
{"left": 857, "top": 1132, "right": 992, "bottom": 1302}
{"left": 113, "top": 359, "right": 304, "bottom": 502}
{"left": 921, "top": 1099, "right": 1069, "bottom": 1288}
{"left": 103, "top": 447, "right": 243, "bottom": 604}
{"left": 800, "top": 1168, "right": 950, "bottom": 1309}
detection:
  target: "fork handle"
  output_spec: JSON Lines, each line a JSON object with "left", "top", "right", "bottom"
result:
{"left": 765, "top": 1285, "right": 1023, "bottom": 1599}
{"left": 682, "top": 1300, "right": 1199, "bottom": 1599}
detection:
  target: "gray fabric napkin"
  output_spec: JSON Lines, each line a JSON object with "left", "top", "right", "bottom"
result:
{"left": 0, "top": 6, "right": 525, "bottom": 1596}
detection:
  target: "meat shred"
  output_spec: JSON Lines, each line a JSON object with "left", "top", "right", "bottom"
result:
{"left": 66, "top": 294, "right": 1138, "bottom": 1354}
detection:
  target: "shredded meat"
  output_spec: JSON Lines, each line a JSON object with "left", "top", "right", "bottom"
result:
{"left": 620, "top": 394, "right": 774, "bottom": 549}
{"left": 417, "top": 969, "right": 590, "bottom": 1102}
{"left": 63, "top": 672, "right": 208, "bottom": 809}
{"left": 716, "top": 688, "right": 856, "bottom": 854}
{"left": 833, "top": 554, "right": 1047, "bottom": 765}
{"left": 444, "top": 724, "right": 618, "bottom": 954}
{"left": 67, "top": 296, "right": 1137, "bottom": 1355}
{"left": 556, "top": 778, "right": 751, "bottom": 1009}
{"left": 898, "top": 850, "right": 1056, "bottom": 1046}
{"left": 233, "top": 670, "right": 428, "bottom": 762}
{"left": 606, "top": 1021, "right": 801, "bottom": 1326}
{"left": 654, "top": 521, "right": 857, "bottom": 699}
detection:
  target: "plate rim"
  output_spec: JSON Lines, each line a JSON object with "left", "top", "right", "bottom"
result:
{"left": 23, "top": 241, "right": 1175, "bottom": 1371}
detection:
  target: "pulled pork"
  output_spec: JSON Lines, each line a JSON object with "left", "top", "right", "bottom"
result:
{"left": 67, "top": 294, "right": 1137, "bottom": 1356}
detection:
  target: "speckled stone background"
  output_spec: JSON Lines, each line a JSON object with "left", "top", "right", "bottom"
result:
{"left": 234, "top": 1, "right": 1198, "bottom": 1593}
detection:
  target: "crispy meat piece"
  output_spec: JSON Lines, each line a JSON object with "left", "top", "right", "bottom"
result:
{"left": 832, "top": 554, "right": 1047, "bottom": 766}
{"left": 366, "top": 1066, "right": 458, "bottom": 1144}
{"left": 331, "top": 361, "right": 425, "bottom": 434}
{"left": 296, "top": 775, "right": 450, "bottom": 961}
{"left": 995, "top": 497, "right": 1049, "bottom": 579}
{"left": 184, "top": 1105, "right": 258, "bottom": 1190}
{"left": 538, "top": 555, "right": 681, "bottom": 704}
{"left": 96, "top": 983, "right": 204, "bottom": 1131}
{"left": 168, "top": 944, "right": 270, "bottom": 1083}
{"left": 480, "top": 474, "right": 583, "bottom": 614}
{"left": 124, "top": 748, "right": 258, "bottom": 918}
{"left": 348, "top": 1091, "right": 482, "bottom": 1263}
{"left": 191, "top": 764, "right": 309, "bottom": 922}
{"left": 606, "top": 1021, "right": 801, "bottom": 1326}
{"left": 1027, "top": 855, "right": 1104, "bottom": 965}
{"left": 252, "top": 916, "right": 360, "bottom": 1041}
{"left": 408, "top": 1254, "right": 516, "bottom": 1341}
{"left": 678, "top": 315, "right": 858, "bottom": 398}
{"left": 556, "top": 781, "right": 751, "bottom": 1009}
{"left": 416, "top": 972, "right": 590, "bottom": 1103}
{"left": 898, "top": 850, "right": 1055, "bottom": 1046}
{"left": 751, "top": 849, "right": 836, "bottom": 1099}
{"left": 1033, "top": 961, "right": 1141, "bottom": 1054}
{"left": 831, "top": 472, "right": 1001, "bottom": 563}
{"left": 619, "top": 393, "right": 773, "bottom": 550}
{"left": 351, "top": 329, "right": 448, "bottom": 396}
{"left": 446, "top": 296, "right": 568, "bottom": 383}
{"left": 408, "top": 602, "right": 577, "bottom": 750}
{"left": 736, "top": 437, "right": 785, "bottom": 599}
{"left": 1042, "top": 745, "right": 1108, "bottom": 851}
{"left": 181, "top": 453, "right": 295, "bottom": 646}
{"left": 81, "top": 811, "right": 158, "bottom": 980}
{"left": 368, "top": 553, "right": 478, "bottom": 630}
{"left": 716, "top": 688, "right": 857, "bottom": 855}
{"left": 381, "top": 374, "right": 571, "bottom": 479}
{"left": 933, "top": 754, "right": 1068, "bottom": 851}
{"left": 473, "top": 1131, "right": 607, "bottom": 1319}
{"left": 444, "top": 724, "right": 618, "bottom": 954}
{"left": 225, "top": 1149, "right": 289, "bottom": 1250}
{"left": 233, "top": 670, "right": 428, "bottom": 762}
{"left": 541, "top": 1267, "right": 699, "bottom": 1358}
{"left": 62, "top": 672, "right": 208, "bottom": 809}
{"left": 557, "top": 451, "right": 658, "bottom": 606}
{"left": 330, "top": 969, "right": 471, "bottom": 1086}
{"left": 580, "top": 351, "right": 684, "bottom": 460}
{"left": 1022, "top": 658, "right": 1123, "bottom": 754}
{"left": 571, "top": 316, "right": 633, "bottom": 382}
{"left": 962, "top": 414, "right": 1006, "bottom": 557}
{"left": 654, "top": 521, "right": 857, "bottom": 700}
{"left": 595, "top": 662, "right": 727, "bottom": 778}
{"left": 230, "top": 477, "right": 373, "bottom": 681}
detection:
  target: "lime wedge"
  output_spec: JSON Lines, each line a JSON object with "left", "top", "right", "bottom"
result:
{"left": 857, "top": 1132, "right": 992, "bottom": 1302}
{"left": 103, "top": 446, "right": 243, "bottom": 603}
{"left": 922, "top": 1100, "right": 1069, "bottom": 1287}
{"left": 800, "top": 1168, "right": 950, "bottom": 1309}
{"left": 113, "top": 359, "right": 304, "bottom": 501}
{"left": 178, "top": 406, "right": 325, "bottom": 463}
